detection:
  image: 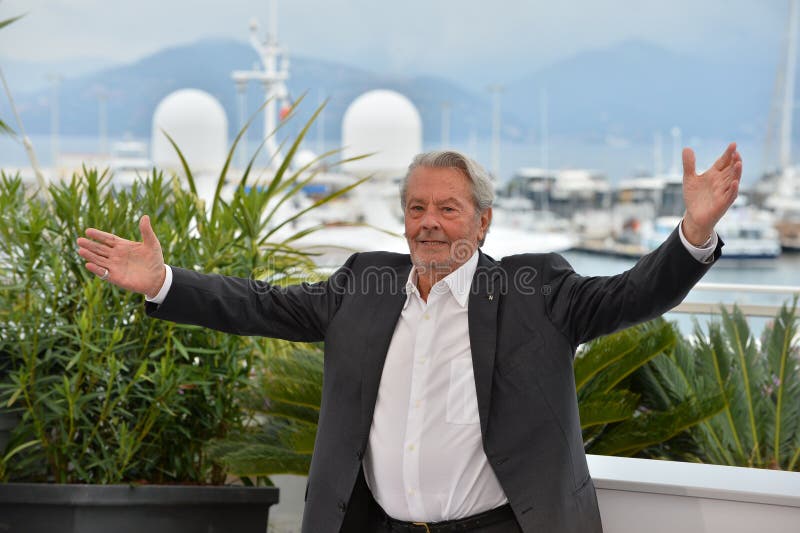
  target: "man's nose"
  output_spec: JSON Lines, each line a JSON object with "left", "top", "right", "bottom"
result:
{"left": 420, "top": 208, "right": 441, "bottom": 229}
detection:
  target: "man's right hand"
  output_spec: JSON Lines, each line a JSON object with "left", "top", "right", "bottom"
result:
{"left": 77, "top": 215, "right": 166, "bottom": 298}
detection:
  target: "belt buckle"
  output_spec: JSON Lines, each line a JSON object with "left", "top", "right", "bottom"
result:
{"left": 411, "top": 522, "right": 431, "bottom": 533}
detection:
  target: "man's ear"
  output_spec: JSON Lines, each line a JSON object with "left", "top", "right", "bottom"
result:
{"left": 479, "top": 207, "right": 492, "bottom": 240}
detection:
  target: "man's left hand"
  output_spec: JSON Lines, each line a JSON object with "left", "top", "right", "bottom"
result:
{"left": 681, "top": 142, "right": 742, "bottom": 246}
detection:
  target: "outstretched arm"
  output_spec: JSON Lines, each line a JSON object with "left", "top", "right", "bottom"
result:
{"left": 681, "top": 142, "right": 742, "bottom": 245}
{"left": 78, "top": 214, "right": 354, "bottom": 341}
{"left": 544, "top": 142, "right": 737, "bottom": 345}
{"left": 76, "top": 215, "right": 166, "bottom": 298}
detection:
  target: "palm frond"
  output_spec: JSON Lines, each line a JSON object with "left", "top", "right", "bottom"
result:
{"left": 589, "top": 395, "right": 725, "bottom": 456}
{"left": 579, "top": 390, "right": 640, "bottom": 429}
{"left": 207, "top": 441, "right": 312, "bottom": 477}
{"left": 640, "top": 302, "right": 800, "bottom": 470}
{"left": 577, "top": 319, "right": 676, "bottom": 397}
{"left": 762, "top": 299, "right": 800, "bottom": 468}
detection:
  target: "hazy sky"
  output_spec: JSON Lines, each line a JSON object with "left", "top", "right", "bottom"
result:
{"left": 0, "top": 0, "right": 788, "bottom": 86}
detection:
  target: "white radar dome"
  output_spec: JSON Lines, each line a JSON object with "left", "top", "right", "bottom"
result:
{"left": 342, "top": 90, "right": 422, "bottom": 180}
{"left": 294, "top": 149, "right": 319, "bottom": 171}
{"left": 151, "top": 89, "right": 228, "bottom": 175}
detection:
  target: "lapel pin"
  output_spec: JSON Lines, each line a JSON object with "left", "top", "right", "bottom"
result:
{"left": 488, "top": 294, "right": 494, "bottom": 301}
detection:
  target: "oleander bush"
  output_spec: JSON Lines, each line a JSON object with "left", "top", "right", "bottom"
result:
{"left": 0, "top": 99, "right": 366, "bottom": 484}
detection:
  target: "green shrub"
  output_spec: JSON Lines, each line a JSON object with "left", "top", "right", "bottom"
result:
{"left": 639, "top": 301, "right": 800, "bottom": 470}
{"left": 577, "top": 318, "right": 725, "bottom": 456}
{"left": 0, "top": 99, "right": 366, "bottom": 484}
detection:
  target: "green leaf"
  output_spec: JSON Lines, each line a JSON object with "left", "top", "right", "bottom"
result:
{"left": 577, "top": 320, "right": 676, "bottom": 396}
{"left": 579, "top": 390, "right": 640, "bottom": 429}
{"left": 0, "top": 14, "right": 25, "bottom": 31}
{"left": 590, "top": 395, "right": 726, "bottom": 456}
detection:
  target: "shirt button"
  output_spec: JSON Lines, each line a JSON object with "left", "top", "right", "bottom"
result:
{"left": 408, "top": 444, "right": 415, "bottom": 451}
{"left": 414, "top": 400, "right": 421, "bottom": 408}
{"left": 356, "top": 449, "right": 364, "bottom": 460}
{"left": 408, "top": 488, "right": 415, "bottom": 496}
{"left": 338, "top": 501, "right": 347, "bottom": 512}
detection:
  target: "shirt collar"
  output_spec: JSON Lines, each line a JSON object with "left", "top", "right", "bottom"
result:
{"left": 404, "top": 250, "right": 479, "bottom": 309}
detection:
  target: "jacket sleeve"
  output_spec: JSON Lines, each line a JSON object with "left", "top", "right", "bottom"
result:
{"left": 144, "top": 254, "right": 358, "bottom": 342}
{"left": 543, "top": 225, "right": 722, "bottom": 347}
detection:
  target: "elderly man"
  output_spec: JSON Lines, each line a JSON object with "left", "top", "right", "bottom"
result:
{"left": 77, "top": 144, "right": 741, "bottom": 533}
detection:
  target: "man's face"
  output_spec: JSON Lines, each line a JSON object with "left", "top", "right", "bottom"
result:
{"left": 403, "top": 166, "right": 491, "bottom": 276}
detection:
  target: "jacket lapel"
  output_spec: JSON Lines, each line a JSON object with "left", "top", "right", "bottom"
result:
{"left": 359, "top": 261, "right": 412, "bottom": 439}
{"left": 468, "top": 251, "right": 502, "bottom": 436}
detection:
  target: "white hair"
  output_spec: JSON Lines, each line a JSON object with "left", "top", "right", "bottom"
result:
{"left": 401, "top": 150, "right": 495, "bottom": 211}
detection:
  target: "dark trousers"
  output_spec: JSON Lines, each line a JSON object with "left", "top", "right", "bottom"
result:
{"left": 367, "top": 511, "right": 522, "bottom": 532}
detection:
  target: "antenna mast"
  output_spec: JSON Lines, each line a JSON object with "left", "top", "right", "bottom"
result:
{"left": 231, "top": 0, "right": 290, "bottom": 170}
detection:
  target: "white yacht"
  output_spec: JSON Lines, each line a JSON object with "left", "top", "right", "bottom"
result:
{"left": 757, "top": 169, "right": 800, "bottom": 251}
{"left": 645, "top": 197, "right": 781, "bottom": 260}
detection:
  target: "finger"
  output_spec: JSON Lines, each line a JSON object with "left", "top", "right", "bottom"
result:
{"left": 713, "top": 142, "right": 737, "bottom": 170}
{"left": 76, "top": 237, "right": 111, "bottom": 258}
{"left": 84, "top": 262, "right": 109, "bottom": 279}
{"left": 85, "top": 227, "right": 120, "bottom": 246}
{"left": 139, "top": 215, "right": 159, "bottom": 248}
{"left": 732, "top": 158, "right": 743, "bottom": 181}
{"left": 682, "top": 148, "right": 696, "bottom": 178}
{"left": 722, "top": 173, "right": 740, "bottom": 192}
{"left": 722, "top": 177, "right": 736, "bottom": 192}
{"left": 727, "top": 180, "right": 740, "bottom": 201}
{"left": 78, "top": 247, "right": 108, "bottom": 268}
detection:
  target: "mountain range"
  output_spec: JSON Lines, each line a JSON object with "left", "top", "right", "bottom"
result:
{"left": 0, "top": 38, "right": 782, "bottom": 152}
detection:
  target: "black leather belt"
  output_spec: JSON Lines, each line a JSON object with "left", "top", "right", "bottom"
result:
{"left": 384, "top": 504, "right": 516, "bottom": 532}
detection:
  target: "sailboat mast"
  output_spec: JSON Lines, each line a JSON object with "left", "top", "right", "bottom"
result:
{"left": 780, "top": 0, "right": 799, "bottom": 169}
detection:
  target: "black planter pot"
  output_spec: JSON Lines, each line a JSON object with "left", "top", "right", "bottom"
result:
{"left": 0, "top": 483, "right": 280, "bottom": 533}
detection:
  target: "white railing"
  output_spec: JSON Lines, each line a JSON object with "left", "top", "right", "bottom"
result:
{"left": 673, "top": 282, "right": 800, "bottom": 317}
{"left": 588, "top": 454, "right": 800, "bottom": 533}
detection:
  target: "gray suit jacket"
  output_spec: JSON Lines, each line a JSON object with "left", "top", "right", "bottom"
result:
{"left": 146, "top": 226, "right": 721, "bottom": 533}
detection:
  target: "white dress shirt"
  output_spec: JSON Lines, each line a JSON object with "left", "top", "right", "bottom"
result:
{"left": 146, "top": 223, "right": 717, "bottom": 521}
{"left": 362, "top": 250, "right": 508, "bottom": 521}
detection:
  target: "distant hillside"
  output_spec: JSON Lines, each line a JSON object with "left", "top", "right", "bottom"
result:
{"left": 504, "top": 40, "right": 776, "bottom": 142}
{"left": 0, "top": 55, "right": 115, "bottom": 92}
{"left": 2, "top": 38, "right": 779, "bottom": 148}
{"left": 4, "top": 39, "right": 517, "bottom": 144}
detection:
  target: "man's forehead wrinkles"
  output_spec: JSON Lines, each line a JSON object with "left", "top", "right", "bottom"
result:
{"left": 436, "top": 197, "right": 466, "bottom": 206}
{"left": 406, "top": 196, "right": 466, "bottom": 205}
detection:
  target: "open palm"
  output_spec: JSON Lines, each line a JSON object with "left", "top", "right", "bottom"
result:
{"left": 682, "top": 142, "right": 742, "bottom": 244}
{"left": 77, "top": 215, "right": 166, "bottom": 298}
